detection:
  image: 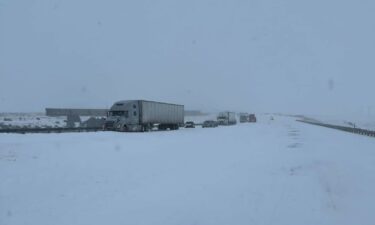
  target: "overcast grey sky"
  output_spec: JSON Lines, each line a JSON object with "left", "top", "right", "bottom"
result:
{"left": 0, "top": 0, "right": 374, "bottom": 116}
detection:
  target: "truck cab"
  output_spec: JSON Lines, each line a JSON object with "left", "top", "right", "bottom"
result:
{"left": 217, "top": 112, "right": 228, "bottom": 125}
{"left": 217, "top": 112, "right": 237, "bottom": 126}
{"left": 239, "top": 113, "right": 250, "bottom": 123}
{"left": 104, "top": 100, "right": 141, "bottom": 131}
{"left": 249, "top": 114, "right": 257, "bottom": 123}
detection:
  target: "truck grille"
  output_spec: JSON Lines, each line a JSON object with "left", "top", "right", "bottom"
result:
{"left": 104, "top": 121, "right": 115, "bottom": 128}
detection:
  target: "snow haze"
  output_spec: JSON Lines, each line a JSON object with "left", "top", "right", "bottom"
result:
{"left": 1, "top": 0, "right": 374, "bottom": 116}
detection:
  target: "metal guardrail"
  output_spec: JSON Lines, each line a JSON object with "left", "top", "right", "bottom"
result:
{"left": 0, "top": 127, "right": 104, "bottom": 134}
{"left": 297, "top": 120, "right": 375, "bottom": 138}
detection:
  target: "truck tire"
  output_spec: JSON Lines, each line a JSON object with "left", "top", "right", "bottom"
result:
{"left": 158, "top": 124, "right": 165, "bottom": 130}
{"left": 142, "top": 124, "right": 151, "bottom": 132}
{"left": 120, "top": 125, "right": 127, "bottom": 132}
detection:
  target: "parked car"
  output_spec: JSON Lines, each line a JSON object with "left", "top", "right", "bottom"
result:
{"left": 185, "top": 121, "right": 195, "bottom": 128}
{"left": 202, "top": 120, "right": 219, "bottom": 128}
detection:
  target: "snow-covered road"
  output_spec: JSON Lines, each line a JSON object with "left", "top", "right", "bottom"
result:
{"left": 1, "top": 116, "right": 375, "bottom": 225}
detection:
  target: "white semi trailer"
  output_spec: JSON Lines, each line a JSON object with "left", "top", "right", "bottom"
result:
{"left": 104, "top": 100, "right": 184, "bottom": 132}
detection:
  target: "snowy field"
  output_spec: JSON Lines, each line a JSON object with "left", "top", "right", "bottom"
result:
{"left": 0, "top": 113, "right": 66, "bottom": 129}
{"left": 303, "top": 114, "right": 375, "bottom": 131}
{"left": 1, "top": 116, "right": 375, "bottom": 225}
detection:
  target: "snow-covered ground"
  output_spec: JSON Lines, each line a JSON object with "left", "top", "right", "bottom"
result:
{"left": 302, "top": 114, "right": 375, "bottom": 130}
{"left": 0, "top": 114, "right": 106, "bottom": 129}
{"left": 0, "top": 113, "right": 66, "bottom": 129}
{"left": 1, "top": 115, "right": 375, "bottom": 225}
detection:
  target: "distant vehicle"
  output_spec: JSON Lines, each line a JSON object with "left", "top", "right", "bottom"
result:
{"left": 217, "top": 112, "right": 237, "bottom": 125}
{"left": 104, "top": 100, "right": 184, "bottom": 132}
{"left": 249, "top": 114, "right": 257, "bottom": 123}
{"left": 240, "top": 113, "right": 250, "bottom": 123}
{"left": 202, "top": 120, "right": 219, "bottom": 128}
{"left": 185, "top": 121, "right": 195, "bottom": 128}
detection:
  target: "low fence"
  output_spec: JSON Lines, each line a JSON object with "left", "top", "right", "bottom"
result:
{"left": 297, "top": 120, "right": 375, "bottom": 138}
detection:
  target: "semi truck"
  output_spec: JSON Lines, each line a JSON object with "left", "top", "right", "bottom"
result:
{"left": 104, "top": 100, "right": 184, "bottom": 132}
{"left": 217, "top": 112, "right": 237, "bottom": 125}
{"left": 239, "top": 113, "right": 250, "bottom": 123}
